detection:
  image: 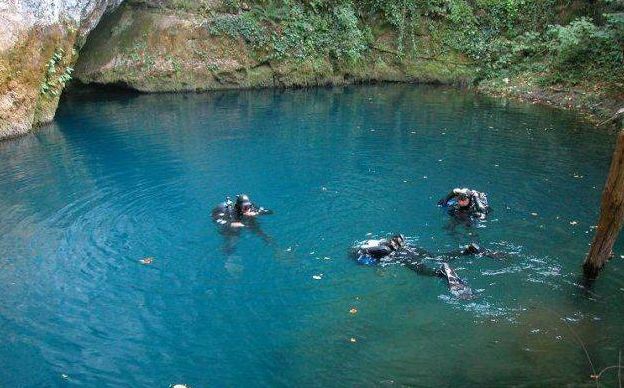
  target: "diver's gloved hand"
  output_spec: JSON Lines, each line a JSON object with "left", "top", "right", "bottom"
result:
{"left": 437, "top": 198, "right": 447, "bottom": 206}
{"left": 257, "top": 207, "right": 273, "bottom": 215}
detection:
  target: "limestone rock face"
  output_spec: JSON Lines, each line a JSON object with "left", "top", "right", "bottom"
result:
{"left": 0, "top": 0, "right": 476, "bottom": 140}
{"left": 0, "top": 0, "right": 123, "bottom": 140}
{"left": 73, "top": 1, "right": 474, "bottom": 94}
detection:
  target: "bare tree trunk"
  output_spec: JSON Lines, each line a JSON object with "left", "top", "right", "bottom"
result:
{"left": 583, "top": 129, "right": 624, "bottom": 278}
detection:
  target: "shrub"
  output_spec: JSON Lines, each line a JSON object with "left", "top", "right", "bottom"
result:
{"left": 209, "top": 13, "right": 269, "bottom": 47}
{"left": 546, "top": 16, "right": 623, "bottom": 83}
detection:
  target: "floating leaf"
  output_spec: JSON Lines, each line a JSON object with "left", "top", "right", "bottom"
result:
{"left": 139, "top": 257, "right": 154, "bottom": 265}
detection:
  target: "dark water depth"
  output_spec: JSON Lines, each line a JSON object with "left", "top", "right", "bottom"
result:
{"left": 0, "top": 84, "right": 623, "bottom": 387}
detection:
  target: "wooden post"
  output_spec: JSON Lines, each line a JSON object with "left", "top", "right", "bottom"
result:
{"left": 583, "top": 129, "right": 624, "bottom": 278}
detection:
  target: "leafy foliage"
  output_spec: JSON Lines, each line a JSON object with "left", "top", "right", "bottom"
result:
{"left": 204, "top": 0, "right": 623, "bottom": 86}
{"left": 545, "top": 15, "right": 623, "bottom": 83}
{"left": 268, "top": 2, "right": 369, "bottom": 62}
{"left": 40, "top": 48, "right": 74, "bottom": 97}
{"left": 209, "top": 13, "right": 269, "bottom": 47}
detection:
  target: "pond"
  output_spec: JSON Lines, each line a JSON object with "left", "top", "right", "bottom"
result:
{"left": 0, "top": 84, "right": 622, "bottom": 386}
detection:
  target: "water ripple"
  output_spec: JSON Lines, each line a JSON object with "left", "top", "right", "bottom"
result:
{"left": 0, "top": 84, "right": 621, "bottom": 386}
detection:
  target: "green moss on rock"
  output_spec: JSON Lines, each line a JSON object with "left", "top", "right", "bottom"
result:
{"left": 74, "top": 2, "right": 477, "bottom": 93}
{"left": 1, "top": 23, "right": 80, "bottom": 138}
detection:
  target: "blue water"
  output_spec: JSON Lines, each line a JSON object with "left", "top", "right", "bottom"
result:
{"left": 1, "top": 84, "right": 623, "bottom": 386}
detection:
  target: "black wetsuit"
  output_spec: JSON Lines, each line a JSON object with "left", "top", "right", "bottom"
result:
{"left": 439, "top": 188, "right": 490, "bottom": 226}
{"left": 211, "top": 199, "right": 272, "bottom": 254}
{"left": 352, "top": 240, "right": 479, "bottom": 299}
{"left": 356, "top": 240, "right": 398, "bottom": 260}
{"left": 212, "top": 200, "right": 239, "bottom": 224}
{"left": 212, "top": 200, "right": 272, "bottom": 225}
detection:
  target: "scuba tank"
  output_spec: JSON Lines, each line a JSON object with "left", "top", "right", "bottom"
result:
{"left": 212, "top": 196, "right": 234, "bottom": 224}
{"left": 476, "top": 192, "right": 489, "bottom": 210}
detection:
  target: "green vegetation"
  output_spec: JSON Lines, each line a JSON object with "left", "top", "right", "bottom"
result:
{"left": 40, "top": 47, "right": 74, "bottom": 98}
{"left": 209, "top": 13, "right": 269, "bottom": 47}
{"left": 74, "top": 0, "right": 621, "bottom": 121}
{"left": 204, "top": 0, "right": 622, "bottom": 92}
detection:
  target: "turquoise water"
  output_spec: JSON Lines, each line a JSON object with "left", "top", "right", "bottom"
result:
{"left": 1, "top": 84, "right": 623, "bottom": 386}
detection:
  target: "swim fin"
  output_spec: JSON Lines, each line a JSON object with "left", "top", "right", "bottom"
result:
{"left": 439, "top": 262, "right": 473, "bottom": 299}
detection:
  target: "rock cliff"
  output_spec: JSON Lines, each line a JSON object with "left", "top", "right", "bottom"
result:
{"left": 0, "top": 0, "right": 123, "bottom": 140}
{"left": 73, "top": 1, "right": 473, "bottom": 93}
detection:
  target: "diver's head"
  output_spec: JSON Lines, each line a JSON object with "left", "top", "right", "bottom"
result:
{"left": 235, "top": 194, "right": 252, "bottom": 214}
{"left": 388, "top": 234, "right": 406, "bottom": 250}
{"left": 464, "top": 243, "right": 480, "bottom": 255}
{"left": 457, "top": 192, "right": 470, "bottom": 208}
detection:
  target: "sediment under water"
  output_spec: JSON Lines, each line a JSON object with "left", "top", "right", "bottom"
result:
{"left": 0, "top": 84, "right": 622, "bottom": 386}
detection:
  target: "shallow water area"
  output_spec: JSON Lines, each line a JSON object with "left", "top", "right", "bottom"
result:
{"left": 1, "top": 84, "right": 623, "bottom": 386}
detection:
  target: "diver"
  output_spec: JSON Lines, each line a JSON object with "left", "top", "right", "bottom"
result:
{"left": 355, "top": 234, "right": 408, "bottom": 263}
{"left": 351, "top": 235, "right": 487, "bottom": 299}
{"left": 438, "top": 187, "right": 490, "bottom": 222}
{"left": 212, "top": 194, "right": 273, "bottom": 254}
{"left": 212, "top": 194, "right": 272, "bottom": 227}
{"left": 353, "top": 235, "right": 489, "bottom": 264}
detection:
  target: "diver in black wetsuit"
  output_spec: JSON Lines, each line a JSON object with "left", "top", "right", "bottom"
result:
{"left": 438, "top": 187, "right": 490, "bottom": 227}
{"left": 352, "top": 235, "right": 498, "bottom": 299}
{"left": 355, "top": 234, "right": 408, "bottom": 262}
{"left": 212, "top": 194, "right": 272, "bottom": 226}
{"left": 212, "top": 194, "right": 273, "bottom": 254}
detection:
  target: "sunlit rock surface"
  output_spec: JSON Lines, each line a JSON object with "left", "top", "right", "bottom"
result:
{"left": 0, "top": 0, "right": 123, "bottom": 140}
